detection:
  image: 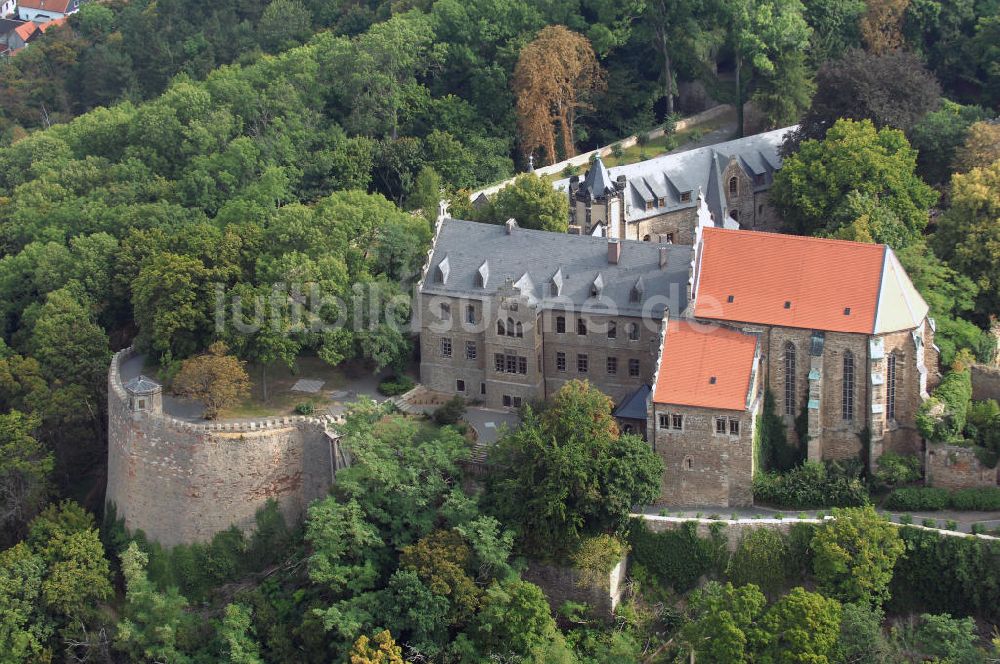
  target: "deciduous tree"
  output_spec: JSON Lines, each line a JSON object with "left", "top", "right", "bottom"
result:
{"left": 479, "top": 173, "right": 569, "bottom": 233}
{"left": 811, "top": 506, "right": 904, "bottom": 606}
{"left": 172, "top": 341, "right": 251, "bottom": 419}
{"left": 512, "top": 26, "right": 605, "bottom": 164}
{"left": 953, "top": 120, "right": 1000, "bottom": 173}
{"left": 758, "top": 587, "right": 841, "bottom": 663}
{"left": 0, "top": 411, "right": 52, "bottom": 542}
{"left": 860, "top": 0, "right": 909, "bottom": 54}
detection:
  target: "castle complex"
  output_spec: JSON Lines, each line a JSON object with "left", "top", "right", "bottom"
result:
{"left": 555, "top": 127, "right": 790, "bottom": 242}
{"left": 418, "top": 184, "right": 939, "bottom": 506}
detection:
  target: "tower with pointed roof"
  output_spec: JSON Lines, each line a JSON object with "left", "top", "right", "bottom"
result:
{"left": 123, "top": 374, "right": 162, "bottom": 415}
{"left": 568, "top": 155, "right": 626, "bottom": 238}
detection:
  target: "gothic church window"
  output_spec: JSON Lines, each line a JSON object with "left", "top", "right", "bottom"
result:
{"left": 729, "top": 176, "right": 738, "bottom": 195}
{"left": 784, "top": 342, "right": 797, "bottom": 415}
{"left": 843, "top": 351, "right": 855, "bottom": 421}
{"left": 887, "top": 352, "right": 897, "bottom": 420}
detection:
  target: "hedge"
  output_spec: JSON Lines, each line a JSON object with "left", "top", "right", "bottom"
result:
{"left": 628, "top": 520, "right": 726, "bottom": 593}
{"left": 889, "top": 527, "right": 1000, "bottom": 623}
{"left": 884, "top": 486, "right": 1000, "bottom": 511}
{"left": 377, "top": 375, "right": 415, "bottom": 396}
{"left": 753, "top": 461, "right": 869, "bottom": 508}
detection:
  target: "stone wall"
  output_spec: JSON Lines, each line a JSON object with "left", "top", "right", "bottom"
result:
{"left": 925, "top": 444, "right": 998, "bottom": 490}
{"left": 522, "top": 557, "right": 627, "bottom": 618}
{"left": 972, "top": 364, "right": 1000, "bottom": 403}
{"left": 650, "top": 399, "right": 758, "bottom": 507}
{"left": 106, "top": 348, "right": 336, "bottom": 546}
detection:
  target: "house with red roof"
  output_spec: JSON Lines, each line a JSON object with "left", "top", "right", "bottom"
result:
{"left": 17, "top": 0, "right": 79, "bottom": 23}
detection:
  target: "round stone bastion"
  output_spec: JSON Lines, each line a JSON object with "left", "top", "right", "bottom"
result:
{"left": 106, "top": 347, "right": 344, "bottom": 547}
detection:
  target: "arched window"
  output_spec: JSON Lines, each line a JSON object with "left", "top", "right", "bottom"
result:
{"left": 887, "top": 352, "right": 897, "bottom": 420}
{"left": 607, "top": 321, "right": 617, "bottom": 339}
{"left": 729, "top": 176, "right": 738, "bottom": 195}
{"left": 842, "top": 351, "right": 855, "bottom": 421}
{"left": 628, "top": 322, "right": 639, "bottom": 341}
{"left": 642, "top": 234, "right": 651, "bottom": 242}
{"left": 730, "top": 209, "right": 739, "bottom": 222}
{"left": 497, "top": 319, "right": 505, "bottom": 336}
{"left": 784, "top": 342, "right": 796, "bottom": 415}
{"left": 684, "top": 456, "right": 693, "bottom": 470}
{"left": 515, "top": 321, "right": 523, "bottom": 338}
{"left": 506, "top": 317, "right": 515, "bottom": 337}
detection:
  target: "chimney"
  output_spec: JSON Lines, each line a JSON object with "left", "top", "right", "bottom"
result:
{"left": 659, "top": 246, "right": 669, "bottom": 269}
{"left": 608, "top": 238, "right": 622, "bottom": 265}
{"left": 505, "top": 218, "right": 517, "bottom": 235}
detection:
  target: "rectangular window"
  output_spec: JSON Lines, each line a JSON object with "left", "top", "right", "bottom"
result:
{"left": 441, "top": 338, "right": 452, "bottom": 358}
{"left": 503, "top": 395, "right": 512, "bottom": 407}
{"left": 480, "top": 382, "right": 486, "bottom": 395}
{"left": 658, "top": 414, "right": 669, "bottom": 429}
{"left": 607, "top": 357, "right": 618, "bottom": 375}
{"left": 629, "top": 359, "right": 640, "bottom": 377}
{"left": 577, "top": 318, "right": 587, "bottom": 336}
{"left": 440, "top": 302, "right": 450, "bottom": 317}
{"left": 729, "top": 419, "right": 740, "bottom": 436}
{"left": 671, "top": 414, "right": 683, "bottom": 430}
{"left": 715, "top": 417, "right": 727, "bottom": 434}
{"left": 466, "top": 341, "right": 477, "bottom": 360}
{"left": 680, "top": 191, "right": 692, "bottom": 203}
{"left": 512, "top": 396, "right": 522, "bottom": 408}
{"left": 494, "top": 353, "right": 504, "bottom": 372}
{"left": 607, "top": 321, "right": 617, "bottom": 339}
{"left": 506, "top": 354, "right": 517, "bottom": 373}
{"left": 466, "top": 305, "right": 476, "bottom": 324}
{"left": 456, "top": 379, "right": 465, "bottom": 392}
{"left": 518, "top": 356, "right": 528, "bottom": 374}
{"left": 556, "top": 352, "right": 566, "bottom": 372}
{"left": 665, "top": 232, "right": 674, "bottom": 243}
{"left": 556, "top": 316, "right": 566, "bottom": 334}
{"left": 577, "top": 354, "right": 588, "bottom": 373}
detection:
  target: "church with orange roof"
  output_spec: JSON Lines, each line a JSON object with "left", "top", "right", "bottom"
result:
{"left": 419, "top": 186, "right": 939, "bottom": 507}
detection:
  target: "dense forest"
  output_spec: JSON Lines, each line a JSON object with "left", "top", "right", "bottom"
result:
{"left": 0, "top": 0, "right": 999, "bottom": 660}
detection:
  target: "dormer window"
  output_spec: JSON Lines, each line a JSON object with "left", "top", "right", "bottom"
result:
{"left": 754, "top": 173, "right": 766, "bottom": 186}
{"left": 630, "top": 277, "right": 644, "bottom": 303}
{"left": 658, "top": 197, "right": 665, "bottom": 206}
{"left": 644, "top": 200, "right": 654, "bottom": 211}
{"left": 436, "top": 256, "right": 450, "bottom": 284}
{"left": 591, "top": 273, "right": 604, "bottom": 298}
{"left": 476, "top": 260, "right": 489, "bottom": 288}
{"left": 680, "top": 191, "right": 692, "bottom": 203}
{"left": 550, "top": 268, "right": 564, "bottom": 297}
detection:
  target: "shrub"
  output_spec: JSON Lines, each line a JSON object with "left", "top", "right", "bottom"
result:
{"left": 916, "top": 370, "right": 972, "bottom": 443}
{"left": 886, "top": 486, "right": 1000, "bottom": 511}
{"left": 945, "top": 520, "right": 958, "bottom": 531}
{"left": 572, "top": 534, "right": 628, "bottom": 588}
{"left": 753, "top": 461, "right": 869, "bottom": 508}
{"left": 377, "top": 375, "right": 415, "bottom": 396}
{"left": 949, "top": 487, "right": 1000, "bottom": 510}
{"left": 900, "top": 514, "right": 913, "bottom": 525}
{"left": 884, "top": 487, "right": 949, "bottom": 511}
{"left": 294, "top": 402, "right": 315, "bottom": 415}
{"left": 433, "top": 395, "right": 466, "bottom": 426}
{"left": 873, "top": 452, "right": 922, "bottom": 488}
{"left": 629, "top": 520, "right": 725, "bottom": 593}
{"left": 922, "top": 518, "right": 936, "bottom": 528}
{"left": 726, "top": 528, "right": 790, "bottom": 597}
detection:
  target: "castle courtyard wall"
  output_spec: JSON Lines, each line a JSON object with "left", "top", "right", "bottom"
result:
{"left": 106, "top": 348, "right": 335, "bottom": 547}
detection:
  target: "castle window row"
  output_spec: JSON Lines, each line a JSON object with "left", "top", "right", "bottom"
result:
{"left": 495, "top": 353, "right": 528, "bottom": 375}
{"left": 657, "top": 413, "right": 684, "bottom": 430}
{"left": 554, "top": 316, "right": 639, "bottom": 341}
{"left": 554, "top": 352, "right": 639, "bottom": 377}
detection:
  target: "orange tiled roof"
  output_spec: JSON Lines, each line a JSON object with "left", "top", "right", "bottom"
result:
{"left": 694, "top": 227, "right": 887, "bottom": 334}
{"left": 13, "top": 20, "right": 37, "bottom": 40}
{"left": 653, "top": 320, "right": 758, "bottom": 411}
{"left": 37, "top": 16, "right": 67, "bottom": 31}
{"left": 18, "top": 0, "right": 73, "bottom": 11}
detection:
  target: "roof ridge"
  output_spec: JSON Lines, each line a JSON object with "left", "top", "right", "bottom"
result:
{"left": 703, "top": 226, "right": 887, "bottom": 251}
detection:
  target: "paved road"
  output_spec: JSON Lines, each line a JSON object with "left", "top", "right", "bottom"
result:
{"left": 641, "top": 504, "right": 1000, "bottom": 534}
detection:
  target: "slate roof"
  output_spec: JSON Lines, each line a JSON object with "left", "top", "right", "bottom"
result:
{"left": 653, "top": 320, "right": 758, "bottom": 411}
{"left": 693, "top": 228, "right": 929, "bottom": 334}
{"left": 420, "top": 218, "right": 691, "bottom": 317}
{"left": 580, "top": 155, "right": 615, "bottom": 198}
{"left": 124, "top": 375, "right": 161, "bottom": 394}
{"left": 613, "top": 384, "right": 651, "bottom": 420}
{"left": 0, "top": 18, "right": 24, "bottom": 34}
{"left": 554, "top": 126, "right": 794, "bottom": 225}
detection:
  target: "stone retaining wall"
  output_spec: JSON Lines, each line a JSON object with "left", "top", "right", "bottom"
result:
{"left": 971, "top": 363, "right": 1000, "bottom": 403}
{"left": 106, "top": 347, "right": 337, "bottom": 546}
{"left": 925, "top": 443, "right": 998, "bottom": 489}
{"left": 522, "top": 557, "right": 627, "bottom": 618}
